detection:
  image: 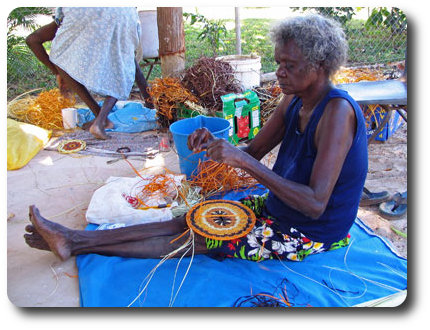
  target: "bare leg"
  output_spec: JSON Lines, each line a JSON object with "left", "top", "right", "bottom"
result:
{"left": 89, "top": 96, "right": 117, "bottom": 140}
{"left": 56, "top": 66, "right": 114, "bottom": 138}
{"left": 56, "top": 66, "right": 101, "bottom": 116}
{"left": 73, "top": 233, "right": 208, "bottom": 259}
{"left": 134, "top": 59, "right": 154, "bottom": 108}
{"left": 25, "top": 224, "right": 208, "bottom": 259}
{"left": 26, "top": 205, "right": 192, "bottom": 261}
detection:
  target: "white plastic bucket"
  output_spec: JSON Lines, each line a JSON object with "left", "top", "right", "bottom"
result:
{"left": 62, "top": 108, "right": 78, "bottom": 129}
{"left": 217, "top": 54, "right": 261, "bottom": 90}
{"left": 138, "top": 10, "right": 159, "bottom": 59}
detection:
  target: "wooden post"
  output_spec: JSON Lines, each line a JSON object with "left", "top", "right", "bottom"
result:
{"left": 157, "top": 7, "right": 185, "bottom": 78}
{"left": 235, "top": 7, "right": 242, "bottom": 55}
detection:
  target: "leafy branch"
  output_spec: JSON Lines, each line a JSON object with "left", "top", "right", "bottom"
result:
{"left": 365, "top": 7, "right": 407, "bottom": 33}
{"left": 183, "top": 12, "right": 228, "bottom": 56}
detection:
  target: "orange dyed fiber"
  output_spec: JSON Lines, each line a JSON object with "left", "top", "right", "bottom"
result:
{"left": 123, "top": 157, "right": 190, "bottom": 208}
{"left": 135, "top": 174, "right": 177, "bottom": 204}
{"left": 332, "top": 67, "right": 385, "bottom": 84}
{"left": 134, "top": 173, "right": 191, "bottom": 209}
{"left": 24, "top": 88, "right": 76, "bottom": 129}
{"left": 190, "top": 159, "right": 258, "bottom": 195}
{"left": 148, "top": 77, "right": 198, "bottom": 127}
{"left": 362, "top": 104, "right": 383, "bottom": 129}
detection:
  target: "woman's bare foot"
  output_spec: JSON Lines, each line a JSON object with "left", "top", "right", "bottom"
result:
{"left": 89, "top": 121, "right": 110, "bottom": 140}
{"left": 28, "top": 205, "right": 73, "bottom": 261}
{"left": 24, "top": 225, "right": 51, "bottom": 251}
{"left": 82, "top": 119, "right": 94, "bottom": 130}
{"left": 83, "top": 118, "right": 113, "bottom": 132}
{"left": 104, "top": 119, "right": 114, "bottom": 130}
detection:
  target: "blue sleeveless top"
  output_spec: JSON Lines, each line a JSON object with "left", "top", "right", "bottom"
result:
{"left": 265, "top": 88, "right": 368, "bottom": 244}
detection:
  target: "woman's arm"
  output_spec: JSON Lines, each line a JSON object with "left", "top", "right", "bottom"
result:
{"left": 207, "top": 98, "right": 357, "bottom": 219}
{"left": 241, "top": 94, "right": 292, "bottom": 160}
{"left": 26, "top": 21, "right": 71, "bottom": 96}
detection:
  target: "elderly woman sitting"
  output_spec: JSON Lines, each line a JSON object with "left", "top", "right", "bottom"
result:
{"left": 24, "top": 14, "right": 368, "bottom": 262}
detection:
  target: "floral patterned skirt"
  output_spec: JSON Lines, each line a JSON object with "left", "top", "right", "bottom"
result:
{"left": 205, "top": 194, "right": 350, "bottom": 261}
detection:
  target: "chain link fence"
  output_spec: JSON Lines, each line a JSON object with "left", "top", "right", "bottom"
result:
{"left": 294, "top": 7, "right": 407, "bottom": 66}
{"left": 7, "top": 7, "right": 407, "bottom": 101}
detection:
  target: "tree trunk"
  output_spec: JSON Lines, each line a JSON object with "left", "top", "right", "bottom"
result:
{"left": 156, "top": 7, "right": 185, "bottom": 78}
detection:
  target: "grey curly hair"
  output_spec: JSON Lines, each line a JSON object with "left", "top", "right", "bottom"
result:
{"left": 270, "top": 14, "right": 348, "bottom": 77}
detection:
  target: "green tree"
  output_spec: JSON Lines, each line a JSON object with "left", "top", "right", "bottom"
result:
{"left": 292, "top": 7, "right": 357, "bottom": 24}
{"left": 183, "top": 12, "right": 228, "bottom": 56}
{"left": 365, "top": 7, "right": 407, "bottom": 33}
{"left": 7, "top": 7, "right": 54, "bottom": 98}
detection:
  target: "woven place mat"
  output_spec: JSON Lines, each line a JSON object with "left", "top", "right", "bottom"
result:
{"left": 186, "top": 200, "right": 256, "bottom": 240}
{"left": 45, "top": 130, "right": 160, "bottom": 158}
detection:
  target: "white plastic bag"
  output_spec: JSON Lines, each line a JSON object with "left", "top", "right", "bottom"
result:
{"left": 86, "top": 175, "right": 184, "bottom": 225}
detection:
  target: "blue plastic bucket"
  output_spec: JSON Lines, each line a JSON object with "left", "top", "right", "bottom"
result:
{"left": 169, "top": 115, "right": 231, "bottom": 177}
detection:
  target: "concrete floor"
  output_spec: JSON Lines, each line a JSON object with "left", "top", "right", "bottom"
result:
{"left": 7, "top": 137, "right": 180, "bottom": 307}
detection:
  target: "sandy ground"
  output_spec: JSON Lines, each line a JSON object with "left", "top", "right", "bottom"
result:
{"left": 7, "top": 133, "right": 181, "bottom": 307}
{"left": 357, "top": 125, "right": 407, "bottom": 259}
{"left": 6, "top": 124, "right": 407, "bottom": 307}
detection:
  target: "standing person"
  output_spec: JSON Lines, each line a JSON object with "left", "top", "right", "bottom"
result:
{"left": 26, "top": 7, "right": 154, "bottom": 140}
{"left": 24, "top": 14, "right": 368, "bottom": 262}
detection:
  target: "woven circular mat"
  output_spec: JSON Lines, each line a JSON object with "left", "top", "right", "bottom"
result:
{"left": 57, "top": 139, "right": 86, "bottom": 154}
{"left": 186, "top": 200, "right": 256, "bottom": 240}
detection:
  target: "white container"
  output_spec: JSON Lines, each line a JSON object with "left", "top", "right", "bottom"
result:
{"left": 217, "top": 54, "right": 261, "bottom": 90}
{"left": 138, "top": 10, "right": 159, "bottom": 59}
{"left": 62, "top": 108, "right": 78, "bottom": 129}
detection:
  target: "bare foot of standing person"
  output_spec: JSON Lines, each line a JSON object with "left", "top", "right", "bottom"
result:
{"left": 88, "top": 96, "right": 117, "bottom": 139}
{"left": 89, "top": 119, "right": 114, "bottom": 140}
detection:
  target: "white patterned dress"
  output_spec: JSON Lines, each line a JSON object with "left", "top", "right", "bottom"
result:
{"left": 49, "top": 7, "right": 141, "bottom": 100}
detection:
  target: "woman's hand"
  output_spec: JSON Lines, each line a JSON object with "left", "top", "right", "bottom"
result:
{"left": 187, "top": 128, "right": 215, "bottom": 153}
{"left": 187, "top": 128, "right": 245, "bottom": 167}
{"left": 205, "top": 138, "right": 244, "bottom": 168}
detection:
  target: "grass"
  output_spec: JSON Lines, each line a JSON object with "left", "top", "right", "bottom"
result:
{"left": 241, "top": 19, "right": 277, "bottom": 72}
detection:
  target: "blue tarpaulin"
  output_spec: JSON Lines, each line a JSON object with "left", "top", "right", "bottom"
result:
{"left": 77, "top": 101, "right": 158, "bottom": 133}
{"left": 76, "top": 188, "right": 407, "bottom": 307}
